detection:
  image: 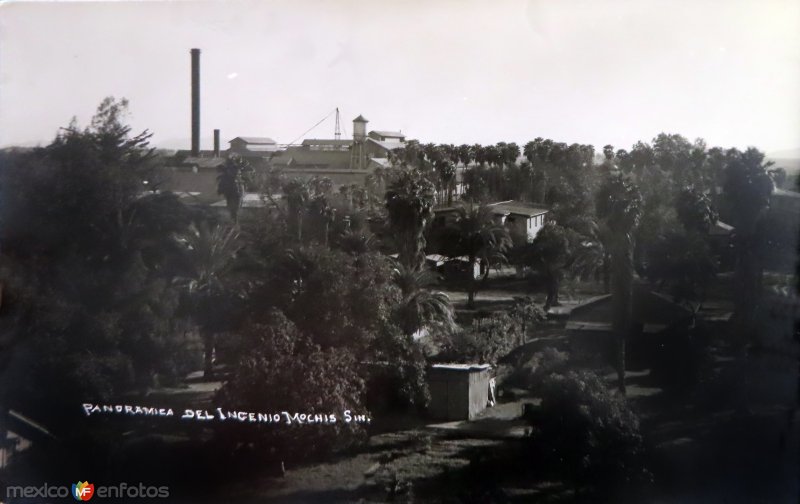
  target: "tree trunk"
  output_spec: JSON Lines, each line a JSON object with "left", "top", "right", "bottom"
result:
{"left": 545, "top": 272, "right": 561, "bottom": 309}
{"left": 467, "top": 282, "right": 476, "bottom": 309}
{"left": 602, "top": 254, "right": 611, "bottom": 293}
{"left": 230, "top": 203, "right": 239, "bottom": 226}
{"left": 296, "top": 213, "right": 303, "bottom": 243}
{"left": 610, "top": 234, "right": 633, "bottom": 395}
{"left": 467, "top": 256, "right": 478, "bottom": 309}
{"left": 203, "top": 331, "right": 215, "bottom": 379}
{"left": 732, "top": 236, "right": 762, "bottom": 411}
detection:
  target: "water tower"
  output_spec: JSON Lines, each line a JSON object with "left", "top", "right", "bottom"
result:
{"left": 350, "top": 114, "right": 368, "bottom": 170}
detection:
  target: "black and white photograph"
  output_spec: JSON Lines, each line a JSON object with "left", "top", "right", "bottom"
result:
{"left": 0, "top": 0, "right": 799, "bottom": 502}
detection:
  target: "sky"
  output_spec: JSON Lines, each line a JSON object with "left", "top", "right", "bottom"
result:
{"left": 1, "top": 0, "right": 799, "bottom": 155}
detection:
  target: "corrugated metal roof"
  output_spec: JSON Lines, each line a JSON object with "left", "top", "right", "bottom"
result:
{"left": 301, "top": 139, "right": 353, "bottom": 146}
{"left": 369, "top": 157, "right": 391, "bottom": 168}
{"left": 370, "top": 130, "right": 404, "bottom": 138}
{"left": 366, "top": 138, "right": 405, "bottom": 152}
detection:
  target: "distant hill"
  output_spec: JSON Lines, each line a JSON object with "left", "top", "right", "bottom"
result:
{"left": 768, "top": 158, "right": 800, "bottom": 175}
{"left": 768, "top": 148, "right": 800, "bottom": 175}
{"left": 0, "top": 146, "right": 36, "bottom": 153}
{"left": 769, "top": 148, "right": 800, "bottom": 159}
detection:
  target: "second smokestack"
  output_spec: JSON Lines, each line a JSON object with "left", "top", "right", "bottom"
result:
{"left": 191, "top": 48, "right": 201, "bottom": 156}
{"left": 213, "top": 129, "right": 220, "bottom": 157}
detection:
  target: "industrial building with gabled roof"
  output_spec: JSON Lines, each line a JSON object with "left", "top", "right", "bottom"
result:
{"left": 229, "top": 136, "right": 280, "bottom": 157}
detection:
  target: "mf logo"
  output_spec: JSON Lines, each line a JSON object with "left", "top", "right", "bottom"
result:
{"left": 72, "top": 481, "right": 94, "bottom": 501}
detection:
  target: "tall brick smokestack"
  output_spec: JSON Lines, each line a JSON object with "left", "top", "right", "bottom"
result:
{"left": 213, "top": 129, "right": 220, "bottom": 157}
{"left": 190, "top": 48, "right": 201, "bottom": 156}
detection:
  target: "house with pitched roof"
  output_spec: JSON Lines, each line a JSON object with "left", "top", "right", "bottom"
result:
{"left": 485, "top": 200, "right": 550, "bottom": 243}
{"left": 228, "top": 137, "right": 280, "bottom": 158}
{"left": 433, "top": 200, "right": 550, "bottom": 244}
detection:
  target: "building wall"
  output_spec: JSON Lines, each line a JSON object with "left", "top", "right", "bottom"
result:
{"left": 164, "top": 167, "right": 218, "bottom": 196}
{"left": 279, "top": 170, "right": 369, "bottom": 187}
{"left": 428, "top": 371, "right": 468, "bottom": 421}
{"left": 428, "top": 367, "right": 491, "bottom": 421}
{"left": 527, "top": 213, "right": 547, "bottom": 241}
{"left": 467, "top": 369, "right": 491, "bottom": 419}
{"left": 491, "top": 213, "right": 547, "bottom": 243}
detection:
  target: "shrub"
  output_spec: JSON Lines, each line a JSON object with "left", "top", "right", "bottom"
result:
{"left": 530, "top": 370, "right": 651, "bottom": 496}
{"left": 502, "top": 347, "right": 570, "bottom": 392}
{"left": 365, "top": 325, "right": 430, "bottom": 413}
{"left": 435, "top": 311, "right": 521, "bottom": 365}
{"left": 215, "top": 309, "right": 367, "bottom": 462}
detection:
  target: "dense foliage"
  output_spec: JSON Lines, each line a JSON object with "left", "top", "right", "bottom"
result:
{"left": 0, "top": 98, "right": 197, "bottom": 429}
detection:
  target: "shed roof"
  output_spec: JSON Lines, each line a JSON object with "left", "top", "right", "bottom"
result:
{"left": 487, "top": 200, "right": 549, "bottom": 217}
{"left": 773, "top": 188, "right": 800, "bottom": 199}
{"left": 181, "top": 157, "right": 227, "bottom": 169}
{"left": 210, "top": 192, "right": 277, "bottom": 208}
{"left": 709, "top": 220, "right": 734, "bottom": 236}
{"left": 566, "top": 288, "right": 693, "bottom": 333}
{"left": 431, "top": 363, "right": 492, "bottom": 372}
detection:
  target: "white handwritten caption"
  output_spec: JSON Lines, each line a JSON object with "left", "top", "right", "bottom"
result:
{"left": 81, "top": 403, "right": 371, "bottom": 425}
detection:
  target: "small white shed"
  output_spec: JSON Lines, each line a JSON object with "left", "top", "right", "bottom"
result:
{"left": 427, "top": 364, "right": 493, "bottom": 421}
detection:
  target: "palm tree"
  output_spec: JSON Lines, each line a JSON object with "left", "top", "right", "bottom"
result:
{"left": 216, "top": 155, "right": 252, "bottom": 224}
{"left": 283, "top": 179, "right": 309, "bottom": 242}
{"left": 177, "top": 221, "right": 240, "bottom": 378}
{"left": 392, "top": 264, "right": 455, "bottom": 338}
{"left": 447, "top": 204, "right": 512, "bottom": 309}
{"left": 721, "top": 148, "right": 774, "bottom": 408}
{"left": 434, "top": 159, "right": 457, "bottom": 206}
{"left": 308, "top": 195, "right": 335, "bottom": 247}
{"left": 722, "top": 148, "right": 774, "bottom": 336}
{"left": 571, "top": 220, "right": 612, "bottom": 293}
{"left": 339, "top": 184, "right": 353, "bottom": 210}
{"left": 597, "top": 173, "right": 642, "bottom": 394}
{"left": 385, "top": 169, "right": 436, "bottom": 271}
{"left": 457, "top": 144, "right": 473, "bottom": 168}
{"left": 337, "top": 229, "right": 375, "bottom": 255}
{"left": 527, "top": 222, "right": 571, "bottom": 310}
